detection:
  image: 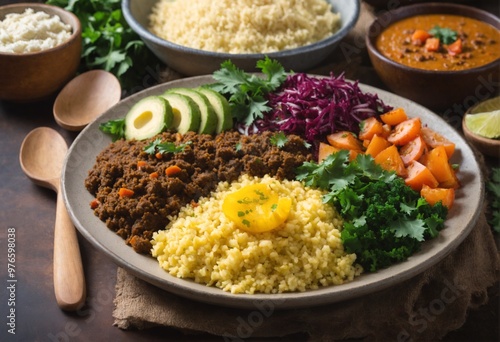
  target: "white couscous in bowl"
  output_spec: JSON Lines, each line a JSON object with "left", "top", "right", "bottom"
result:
{"left": 122, "top": 0, "right": 360, "bottom": 76}
{"left": 0, "top": 3, "right": 81, "bottom": 102}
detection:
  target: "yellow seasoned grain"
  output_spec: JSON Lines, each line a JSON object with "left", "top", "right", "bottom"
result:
{"left": 149, "top": 0, "right": 341, "bottom": 54}
{"left": 151, "top": 174, "right": 362, "bottom": 294}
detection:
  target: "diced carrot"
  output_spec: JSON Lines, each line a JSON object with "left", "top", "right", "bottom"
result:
{"left": 423, "top": 145, "right": 459, "bottom": 188}
{"left": 150, "top": 171, "right": 159, "bottom": 179}
{"left": 137, "top": 160, "right": 148, "bottom": 169}
{"left": 447, "top": 38, "right": 462, "bottom": 56}
{"left": 155, "top": 152, "right": 163, "bottom": 160}
{"left": 405, "top": 161, "right": 439, "bottom": 191}
{"left": 118, "top": 187, "right": 134, "bottom": 198}
{"left": 359, "top": 117, "right": 384, "bottom": 141}
{"left": 365, "top": 134, "right": 391, "bottom": 158}
{"left": 421, "top": 184, "right": 455, "bottom": 209}
{"left": 411, "top": 29, "right": 432, "bottom": 45}
{"left": 399, "top": 135, "right": 427, "bottom": 166}
{"left": 420, "top": 126, "right": 455, "bottom": 158}
{"left": 387, "top": 117, "right": 422, "bottom": 146}
{"left": 363, "top": 139, "right": 371, "bottom": 149}
{"left": 318, "top": 142, "right": 358, "bottom": 162}
{"left": 165, "top": 165, "right": 182, "bottom": 176}
{"left": 374, "top": 145, "right": 407, "bottom": 177}
{"left": 326, "top": 131, "right": 364, "bottom": 151}
{"left": 90, "top": 198, "right": 100, "bottom": 209}
{"left": 424, "top": 37, "right": 440, "bottom": 52}
{"left": 318, "top": 142, "right": 339, "bottom": 163}
{"left": 440, "top": 169, "right": 461, "bottom": 189}
{"left": 380, "top": 107, "right": 408, "bottom": 126}
{"left": 349, "top": 149, "right": 360, "bottom": 161}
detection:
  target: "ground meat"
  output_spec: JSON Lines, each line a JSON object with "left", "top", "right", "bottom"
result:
{"left": 85, "top": 131, "right": 313, "bottom": 254}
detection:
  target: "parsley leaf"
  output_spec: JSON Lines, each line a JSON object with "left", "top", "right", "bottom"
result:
{"left": 296, "top": 151, "right": 448, "bottom": 272}
{"left": 144, "top": 138, "right": 191, "bottom": 155}
{"left": 269, "top": 132, "right": 289, "bottom": 148}
{"left": 429, "top": 26, "right": 458, "bottom": 45}
{"left": 210, "top": 56, "right": 287, "bottom": 127}
{"left": 99, "top": 118, "right": 125, "bottom": 141}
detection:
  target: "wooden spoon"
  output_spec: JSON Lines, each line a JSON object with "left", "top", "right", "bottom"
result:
{"left": 53, "top": 70, "right": 121, "bottom": 131}
{"left": 19, "top": 127, "right": 86, "bottom": 311}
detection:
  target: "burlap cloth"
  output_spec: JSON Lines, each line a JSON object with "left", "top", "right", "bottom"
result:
{"left": 112, "top": 3, "right": 500, "bottom": 341}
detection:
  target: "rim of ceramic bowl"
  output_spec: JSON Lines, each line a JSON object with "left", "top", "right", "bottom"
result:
{"left": 0, "top": 3, "right": 81, "bottom": 57}
{"left": 365, "top": 2, "right": 500, "bottom": 76}
{"left": 122, "top": 0, "right": 360, "bottom": 59}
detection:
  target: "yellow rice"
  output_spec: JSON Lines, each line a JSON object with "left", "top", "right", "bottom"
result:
{"left": 149, "top": 0, "right": 341, "bottom": 54}
{"left": 151, "top": 174, "right": 362, "bottom": 294}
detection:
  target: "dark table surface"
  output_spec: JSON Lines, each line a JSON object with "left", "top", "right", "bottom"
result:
{"left": 0, "top": 0, "right": 499, "bottom": 341}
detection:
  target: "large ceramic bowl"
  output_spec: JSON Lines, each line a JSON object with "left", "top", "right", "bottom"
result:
{"left": 122, "top": 0, "right": 360, "bottom": 76}
{"left": 365, "top": 3, "right": 500, "bottom": 111}
{"left": 0, "top": 3, "right": 81, "bottom": 102}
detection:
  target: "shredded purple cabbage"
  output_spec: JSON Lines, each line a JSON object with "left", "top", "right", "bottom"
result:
{"left": 240, "top": 73, "right": 392, "bottom": 143}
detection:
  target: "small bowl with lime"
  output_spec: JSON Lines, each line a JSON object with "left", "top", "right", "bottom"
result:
{"left": 462, "top": 96, "right": 500, "bottom": 159}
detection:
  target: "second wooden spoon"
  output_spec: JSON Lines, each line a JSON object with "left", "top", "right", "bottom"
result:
{"left": 53, "top": 70, "right": 121, "bottom": 131}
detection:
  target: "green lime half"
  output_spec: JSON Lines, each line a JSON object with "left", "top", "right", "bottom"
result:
{"left": 469, "top": 96, "right": 500, "bottom": 114}
{"left": 464, "top": 110, "right": 500, "bottom": 139}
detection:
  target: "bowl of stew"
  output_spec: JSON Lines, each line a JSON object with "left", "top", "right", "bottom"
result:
{"left": 366, "top": 3, "right": 500, "bottom": 111}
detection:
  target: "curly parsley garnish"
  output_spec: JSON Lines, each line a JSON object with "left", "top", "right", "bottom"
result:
{"left": 296, "top": 150, "right": 448, "bottom": 272}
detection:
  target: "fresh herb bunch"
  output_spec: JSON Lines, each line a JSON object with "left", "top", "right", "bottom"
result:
{"left": 429, "top": 26, "right": 458, "bottom": 45}
{"left": 210, "top": 57, "right": 287, "bottom": 127}
{"left": 296, "top": 151, "right": 448, "bottom": 272}
{"left": 486, "top": 167, "right": 500, "bottom": 233}
{"left": 46, "top": 0, "right": 162, "bottom": 92}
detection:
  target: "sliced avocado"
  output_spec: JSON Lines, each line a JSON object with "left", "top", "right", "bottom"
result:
{"left": 161, "top": 92, "right": 201, "bottom": 134}
{"left": 166, "top": 87, "right": 218, "bottom": 135}
{"left": 196, "top": 87, "right": 233, "bottom": 133}
{"left": 124, "top": 96, "right": 173, "bottom": 140}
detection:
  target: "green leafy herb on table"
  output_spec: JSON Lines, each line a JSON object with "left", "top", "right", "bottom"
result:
{"left": 429, "top": 26, "right": 458, "bottom": 45}
{"left": 46, "top": 0, "right": 162, "bottom": 92}
{"left": 210, "top": 57, "right": 287, "bottom": 126}
{"left": 144, "top": 138, "right": 191, "bottom": 155}
{"left": 296, "top": 150, "right": 448, "bottom": 272}
{"left": 486, "top": 167, "right": 500, "bottom": 233}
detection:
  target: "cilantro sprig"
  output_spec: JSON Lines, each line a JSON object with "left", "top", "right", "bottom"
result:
{"left": 144, "top": 138, "right": 191, "bottom": 155}
{"left": 429, "top": 26, "right": 458, "bottom": 45}
{"left": 210, "top": 57, "right": 287, "bottom": 126}
{"left": 296, "top": 151, "right": 448, "bottom": 272}
{"left": 269, "top": 132, "right": 289, "bottom": 149}
{"left": 99, "top": 118, "right": 125, "bottom": 141}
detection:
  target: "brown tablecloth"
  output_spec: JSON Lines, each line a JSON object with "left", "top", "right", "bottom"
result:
{"left": 112, "top": 3, "right": 499, "bottom": 341}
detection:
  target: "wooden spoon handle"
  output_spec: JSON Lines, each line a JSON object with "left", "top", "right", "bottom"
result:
{"left": 53, "top": 189, "right": 86, "bottom": 311}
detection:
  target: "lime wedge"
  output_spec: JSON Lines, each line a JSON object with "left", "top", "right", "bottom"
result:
{"left": 469, "top": 96, "right": 500, "bottom": 114}
{"left": 464, "top": 110, "right": 500, "bottom": 139}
